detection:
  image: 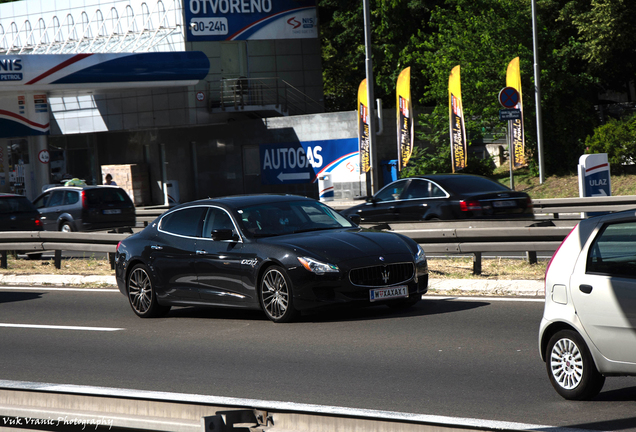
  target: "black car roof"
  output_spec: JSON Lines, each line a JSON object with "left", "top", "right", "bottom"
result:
{"left": 182, "top": 194, "right": 317, "bottom": 210}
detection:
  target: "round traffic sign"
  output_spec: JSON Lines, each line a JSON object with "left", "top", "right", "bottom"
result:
{"left": 38, "top": 149, "right": 50, "bottom": 164}
{"left": 498, "top": 87, "right": 519, "bottom": 108}
{"left": 196, "top": 91, "right": 205, "bottom": 102}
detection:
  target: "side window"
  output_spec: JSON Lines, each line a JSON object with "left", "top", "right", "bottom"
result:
{"left": 202, "top": 207, "right": 236, "bottom": 238}
{"left": 587, "top": 221, "right": 636, "bottom": 278}
{"left": 159, "top": 207, "right": 206, "bottom": 237}
{"left": 375, "top": 180, "right": 408, "bottom": 202}
{"left": 32, "top": 192, "right": 51, "bottom": 209}
{"left": 405, "top": 180, "right": 432, "bottom": 199}
{"left": 64, "top": 191, "right": 79, "bottom": 205}
{"left": 47, "top": 191, "right": 64, "bottom": 207}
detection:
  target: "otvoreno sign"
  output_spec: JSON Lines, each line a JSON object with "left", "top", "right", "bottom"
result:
{"left": 185, "top": 0, "right": 317, "bottom": 41}
{"left": 578, "top": 153, "right": 611, "bottom": 198}
{"left": 260, "top": 138, "right": 358, "bottom": 185}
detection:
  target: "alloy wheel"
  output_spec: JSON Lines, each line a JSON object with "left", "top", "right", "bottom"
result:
{"left": 261, "top": 268, "right": 290, "bottom": 320}
{"left": 550, "top": 337, "right": 584, "bottom": 390}
{"left": 128, "top": 266, "right": 152, "bottom": 315}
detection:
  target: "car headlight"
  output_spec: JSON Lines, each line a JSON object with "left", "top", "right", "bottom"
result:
{"left": 415, "top": 244, "right": 427, "bottom": 264}
{"left": 298, "top": 257, "right": 339, "bottom": 275}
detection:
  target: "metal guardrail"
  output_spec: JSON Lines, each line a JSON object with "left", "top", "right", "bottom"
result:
{"left": 0, "top": 380, "right": 549, "bottom": 432}
{"left": 0, "top": 223, "right": 565, "bottom": 275}
{"left": 0, "top": 231, "right": 129, "bottom": 270}
{"left": 531, "top": 195, "right": 636, "bottom": 217}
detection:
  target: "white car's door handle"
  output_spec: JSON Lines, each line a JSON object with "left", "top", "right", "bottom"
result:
{"left": 579, "top": 284, "right": 593, "bottom": 294}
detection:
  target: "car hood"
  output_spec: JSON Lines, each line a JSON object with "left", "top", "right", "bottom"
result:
{"left": 260, "top": 228, "right": 416, "bottom": 264}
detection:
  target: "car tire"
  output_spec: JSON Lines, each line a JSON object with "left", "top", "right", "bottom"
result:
{"left": 127, "top": 264, "right": 171, "bottom": 318}
{"left": 259, "top": 266, "right": 298, "bottom": 323}
{"left": 546, "top": 329, "right": 605, "bottom": 400}
{"left": 60, "top": 222, "right": 74, "bottom": 232}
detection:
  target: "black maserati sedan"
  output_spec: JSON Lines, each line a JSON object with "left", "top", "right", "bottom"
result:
{"left": 115, "top": 194, "right": 428, "bottom": 322}
{"left": 341, "top": 174, "right": 534, "bottom": 222}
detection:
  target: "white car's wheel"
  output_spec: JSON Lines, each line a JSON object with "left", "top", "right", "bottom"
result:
{"left": 546, "top": 329, "right": 605, "bottom": 400}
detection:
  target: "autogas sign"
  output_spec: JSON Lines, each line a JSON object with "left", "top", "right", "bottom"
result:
{"left": 185, "top": 0, "right": 317, "bottom": 41}
{"left": 260, "top": 138, "right": 357, "bottom": 185}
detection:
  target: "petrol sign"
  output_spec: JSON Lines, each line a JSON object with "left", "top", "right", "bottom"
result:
{"left": 260, "top": 138, "right": 358, "bottom": 185}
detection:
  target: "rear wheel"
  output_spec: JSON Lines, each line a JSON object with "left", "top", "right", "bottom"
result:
{"left": 60, "top": 222, "right": 73, "bottom": 232}
{"left": 127, "top": 264, "right": 171, "bottom": 318}
{"left": 259, "top": 266, "right": 298, "bottom": 323}
{"left": 546, "top": 329, "right": 605, "bottom": 400}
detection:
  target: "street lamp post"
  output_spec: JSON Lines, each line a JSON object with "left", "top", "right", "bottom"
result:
{"left": 531, "top": 0, "right": 545, "bottom": 183}
{"left": 363, "top": 0, "right": 379, "bottom": 195}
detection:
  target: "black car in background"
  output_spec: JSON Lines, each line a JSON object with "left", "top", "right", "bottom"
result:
{"left": 341, "top": 174, "right": 534, "bottom": 222}
{"left": 115, "top": 194, "right": 428, "bottom": 323}
{"left": 32, "top": 185, "right": 135, "bottom": 232}
{"left": 0, "top": 193, "right": 42, "bottom": 231}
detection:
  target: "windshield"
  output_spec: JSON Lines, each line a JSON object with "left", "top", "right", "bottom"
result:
{"left": 238, "top": 200, "right": 355, "bottom": 237}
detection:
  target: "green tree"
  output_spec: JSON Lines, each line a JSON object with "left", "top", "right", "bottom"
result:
{"left": 585, "top": 113, "right": 636, "bottom": 174}
{"left": 319, "top": 0, "right": 441, "bottom": 111}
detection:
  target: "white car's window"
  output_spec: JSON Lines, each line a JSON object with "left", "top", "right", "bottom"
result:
{"left": 587, "top": 221, "right": 636, "bottom": 278}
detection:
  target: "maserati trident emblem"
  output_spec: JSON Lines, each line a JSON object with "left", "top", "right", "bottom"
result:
{"left": 381, "top": 270, "right": 390, "bottom": 284}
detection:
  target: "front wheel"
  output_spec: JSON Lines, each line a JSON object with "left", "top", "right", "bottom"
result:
{"left": 60, "top": 222, "right": 74, "bottom": 232}
{"left": 259, "top": 266, "right": 298, "bottom": 323}
{"left": 127, "top": 264, "right": 171, "bottom": 318}
{"left": 546, "top": 329, "right": 605, "bottom": 400}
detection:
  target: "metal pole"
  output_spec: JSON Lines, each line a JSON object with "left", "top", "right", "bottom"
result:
{"left": 531, "top": 0, "right": 545, "bottom": 183}
{"left": 363, "top": 0, "right": 379, "bottom": 195}
{"left": 508, "top": 120, "right": 514, "bottom": 190}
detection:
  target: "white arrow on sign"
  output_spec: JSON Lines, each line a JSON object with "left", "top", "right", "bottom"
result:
{"left": 591, "top": 189, "right": 608, "bottom": 197}
{"left": 277, "top": 172, "right": 310, "bottom": 182}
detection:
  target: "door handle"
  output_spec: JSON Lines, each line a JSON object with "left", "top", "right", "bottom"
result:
{"left": 150, "top": 245, "right": 163, "bottom": 250}
{"left": 196, "top": 250, "right": 207, "bottom": 255}
{"left": 579, "top": 284, "right": 593, "bottom": 294}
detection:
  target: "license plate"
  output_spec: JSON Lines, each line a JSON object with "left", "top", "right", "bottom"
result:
{"left": 493, "top": 200, "right": 516, "bottom": 208}
{"left": 103, "top": 209, "right": 122, "bottom": 215}
{"left": 369, "top": 286, "right": 408, "bottom": 302}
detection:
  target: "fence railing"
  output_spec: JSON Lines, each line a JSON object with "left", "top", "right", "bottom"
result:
{"left": 0, "top": 232, "right": 129, "bottom": 270}
{"left": 208, "top": 77, "right": 324, "bottom": 116}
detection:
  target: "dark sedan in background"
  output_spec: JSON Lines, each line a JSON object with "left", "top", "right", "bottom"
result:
{"left": 0, "top": 193, "right": 42, "bottom": 231}
{"left": 115, "top": 194, "right": 428, "bottom": 322}
{"left": 341, "top": 174, "right": 534, "bottom": 222}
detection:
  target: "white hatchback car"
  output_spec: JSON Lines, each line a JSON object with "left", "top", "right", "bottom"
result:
{"left": 539, "top": 210, "right": 636, "bottom": 400}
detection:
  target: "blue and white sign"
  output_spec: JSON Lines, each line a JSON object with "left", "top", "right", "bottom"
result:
{"left": 260, "top": 138, "right": 358, "bottom": 185}
{"left": 578, "top": 153, "right": 611, "bottom": 198}
{"left": 185, "top": 0, "right": 317, "bottom": 41}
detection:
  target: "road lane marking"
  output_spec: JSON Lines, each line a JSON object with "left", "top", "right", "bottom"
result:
{"left": 0, "top": 287, "right": 119, "bottom": 292}
{"left": 0, "top": 323, "right": 124, "bottom": 331}
{"left": 428, "top": 296, "right": 544, "bottom": 302}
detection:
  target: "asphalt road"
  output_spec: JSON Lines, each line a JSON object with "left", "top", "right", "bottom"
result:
{"left": 1, "top": 287, "right": 636, "bottom": 431}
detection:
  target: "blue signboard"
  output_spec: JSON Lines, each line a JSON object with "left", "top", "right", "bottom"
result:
{"left": 185, "top": 0, "right": 317, "bottom": 41}
{"left": 585, "top": 169, "right": 611, "bottom": 197}
{"left": 260, "top": 138, "right": 358, "bottom": 185}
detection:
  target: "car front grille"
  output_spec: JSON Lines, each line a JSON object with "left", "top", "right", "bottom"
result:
{"left": 349, "top": 262, "right": 415, "bottom": 287}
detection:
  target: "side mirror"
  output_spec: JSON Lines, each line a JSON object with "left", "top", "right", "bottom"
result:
{"left": 348, "top": 214, "right": 362, "bottom": 225}
{"left": 211, "top": 229, "right": 237, "bottom": 241}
